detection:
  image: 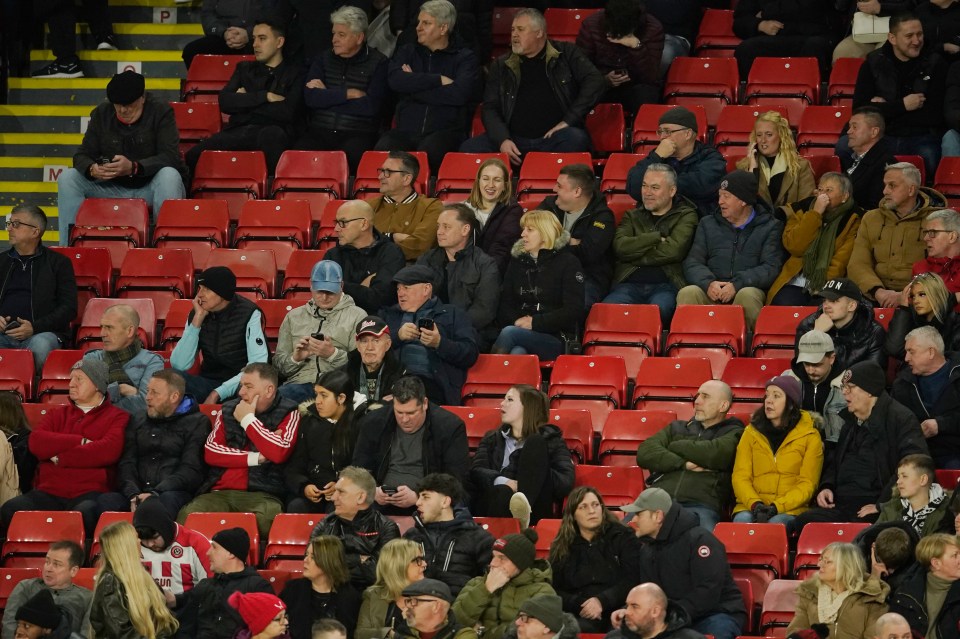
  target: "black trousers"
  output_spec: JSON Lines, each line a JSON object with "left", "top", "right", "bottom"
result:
{"left": 1, "top": 490, "right": 104, "bottom": 537}
{"left": 375, "top": 128, "right": 465, "bottom": 175}
{"left": 39, "top": 0, "right": 113, "bottom": 60}
{"left": 185, "top": 124, "right": 290, "bottom": 178}
{"left": 787, "top": 500, "right": 880, "bottom": 536}
{"left": 182, "top": 33, "right": 253, "bottom": 69}
{"left": 480, "top": 433, "right": 556, "bottom": 525}
{"left": 297, "top": 128, "right": 378, "bottom": 173}
{"left": 734, "top": 34, "right": 833, "bottom": 79}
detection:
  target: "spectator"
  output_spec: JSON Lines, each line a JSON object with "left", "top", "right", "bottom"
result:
{"left": 575, "top": 0, "right": 664, "bottom": 114}
{"left": 788, "top": 361, "right": 929, "bottom": 535}
{"left": 493, "top": 211, "right": 585, "bottom": 360}
{"left": 626, "top": 107, "right": 726, "bottom": 218}
{"left": 462, "top": 158, "right": 523, "bottom": 274}
{"left": 273, "top": 0, "right": 375, "bottom": 66}
{"left": 298, "top": 6, "right": 389, "bottom": 172}
{"left": 179, "top": 363, "right": 300, "bottom": 537}
{"left": 0, "top": 359, "right": 128, "bottom": 537}
{"left": 875, "top": 454, "right": 952, "bottom": 536}
{"left": 509, "top": 593, "right": 579, "bottom": 639}
{"left": 678, "top": 170, "right": 785, "bottom": 330}
{"left": 404, "top": 473, "right": 494, "bottom": 596}
{"left": 369, "top": 151, "right": 444, "bottom": 262}
{"left": 785, "top": 331, "right": 847, "bottom": 448}
{"left": 182, "top": 0, "right": 259, "bottom": 68}
{"left": 417, "top": 204, "right": 501, "bottom": 344}
{"left": 398, "top": 578, "right": 478, "bottom": 639}
{"left": 106, "top": 369, "right": 208, "bottom": 517}
{"left": 452, "top": 529, "right": 556, "bottom": 639}
{"left": 644, "top": 0, "right": 699, "bottom": 77}
{"left": 31, "top": 0, "right": 116, "bottom": 78}
{"left": 380, "top": 266, "right": 479, "bottom": 405}
{"left": 9, "top": 589, "right": 81, "bottom": 639}
{"left": 470, "top": 385, "right": 575, "bottom": 528}
{"left": 313, "top": 619, "right": 348, "bottom": 639}
{"left": 785, "top": 542, "right": 889, "bottom": 638}
{"left": 852, "top": 13, "right": 948, "bottom": 179}
{"left": 228, "top": 592, "right": 290, "bottom": 639}
{"left": 548, "top": 487, "right": 641, "bottom": 633}
{"left": 326, "top": 200, "right": 407, "bottom": 314}
{"left": 891, "top": 327, "right": 960, "bottom": 469}
{"left": 887, "top": 533, "right": 960, "bottom": 638}
{"left": 170, "top": 266, "right": 269, "bottom": 403}
{"left": 856, "top": 524, "right": 920, "bottom": 592}
{"left": 274, "top": 260, "right": 367, "bottom": 403}
{"left": 132, "top": 499, "right": 211, "bottom": 606}
{"left": 355, "top": 539, "right": 426, "bottom": 639}
{"left": 88, "top": 522, "right": 180, "bottom": 639}
{"left": 737, "top": 111, "right": 816, "bottom": 209}
{"left": 459, "top": 8, "right": 604, "bottom": 162}
{"left": 795, "top": 278, "right": 887, "bottom": 372}
{"left": 343, "top": 316, "right": 407, "bottom": 407}
{"left": 848, "top": 162, "right": 947, "bottom": 308}
{"left": 185, "top": 18, "right": 303, "bottom": 176}
{"left": 732, "top": 376, "right": 824, "bottom": 525}
{"left": 769, "top": 172, "right": 863, "bottom": 306}
{"left": 390, "top": 0, "right": 492, "bottom": 61}
{"left": 913, "top": 209, "right": 960, "bottom": 298}
{"left": 0, "top": 205, "right": 76, "bottom": 370}
{"left": 311, "top": 466, "right": 402, "bottom": 590}
{"left": 732, "top": 0, "right": 835, "bottom": 78}
{"left": 57, "top": 71, "right": 186, "bottom": 245}
{"left": 177, "top": 527, "right": 273, "bottom": 639}
{"left": 536, "top": 164, "right": 615, "bottom": 306}
{"left": 0, "top": 395, "right": 22, "bottom": 504}
{"left": 376, "top": 0, "right": 481, "bottom": 173}
{"left": 280, "top": 535, "right": 362, "bottom": 639}
{"left": 0, "top": 541, "right": 90, "bottom": 639}
{"left": 833, "top": 0, "right": 914, "bottom": 62}
{"left": 285, "top": 369, "right": 362, "bottom": 514}
{"left": 841, "top": 108, "right": 899, "bottom": 211}
{"left": 82, "top": 303, "right": 163, "bottom": 414}
{"left": 603, "top": 163, "right": 698, "bottom": 325}
{"left": 606, "top": 583, "right": 705, "bottom": 639}
{"left": 635, "top": 380, "right": 745, "bottom": 532}
{"left": 886, "top": 272, "right": 960, "bottom": 360}
{"left": 621, "top": 488, "right": 747, "bottom": 639}
{"left": 871, "top": 613, "right": 914, "bottom": 639}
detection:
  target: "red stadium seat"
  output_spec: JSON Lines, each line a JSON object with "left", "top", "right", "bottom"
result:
{"left": 548, "top": 408, "right": 594, "bottom": 462}
{"left": 936, "top": 469, "right": 960, "bottom": 491}
{"left": 632, "top": 104, "right": 708, "bottom": 155}
{"left": 159, "top": 298, "right": 193, "bottom": 349}
{"left": 516, "top": 152, "right": 593, "bottom": 209}
{"left": 895, "top": 154, "right": 926, "bottom": 186}
{"left": 803, "top": 155, "right": 842, "bottom": 181}
{"left": 313, "top": 199, "right": 347, "bottom": 251}
{"left": 598, "top": 409, "right": 677, "bottom": 467}
{"left": 434, "top": 153, "right": 511, "bottom": 203}
{"left": 759, "top": 579, "right": 801, "bottom": 637}
{"left": 751, "top": 306, "right": 817, "bottom": 358}
{"left": 735, "top": 577, "right": 755, "bottom": 634}
{"left": 234, "top": 200, "right": 312, "bottom": 270}
{"left": 153, "top": 199, "right": 230, "bottom": 267}
{"left": 259, "top": 569, "right": 301, "bottom": 595}
{"left": 2, "top": 511, "right": 85, "bottom": 568}
{"left": 874, "top": 307, "right": 896, "bottom": 331}
{"left": 583, "top": 303, "right": 661, "bottom": 380}
{"left": 573, "top": 466, "right": 646, "bottom": 509}
{"left": 533, "top": 518, "right": 561, "bottom": 558}
{"left": 182, "top": 55, "right": 254, "bottom": 102}
{"left": 170, "top": 101, "right": 221, "bottom": 157}
{"left": 599, "top": 153, "right": 643, "bottom": 214}
{"left": 20, "top": 403, "right": 54, "bottom": 429}
{"left": 461, "top": 354, "right": 542, "bottom": 407}
{"left": 89, "top": 511, "right": 134, "bottom": 563}
{"left": 694, "top": 9, "right": 741, "bottom": 57}
{"left": 72, "top": 567, "right": 98, "bottom": 590}
{"left": 491, "top": 7, "right": 522, "bottom": 58}
{"left": 721, "top": 358, "right": 787, "bottom": 413}
{"left": 0, "top": 568, "right": 41, "bottom": 608}
{"left": 279, "top": 250, "right": 329, "bottom": 300}
{"left": 934, "top": 156, "right": 960, "bottom": 207}
{"left": 36, "top": 350, "right": 85, "bottom": 403}
{"left": 204, "top": 249, "right": 278, "bottom": 301}
{"left": 75, "top": 298, "right": 156, "bottom": 352}
{"left": 114, "top": 248, "right": 194, "bottom": 323}
{"left": 442, "top": 406, "right": 501, "bottom": 452}
{"left": 797, "top": 106, "right": 850, "bottom": 157}
{"left": 547, "top": 355, "right": 628, "bottom": 432}
{"left": 586, "top": 103, "right": 626, "bottom": 155}
{"left": 544, "top": 8, "right": 599, "bottom": 43}
{"left": 258, "top": 299, "right": 296, "bottom": 352}
{"left": 793, "top": 522, "right": 870, "bottom": 580}
{"left": 263, "top": 513, "right": 325, "bottom": 570}
{"left": 0, "top": 350, "right": 35, "bottom": 401}
{"left": 190, "top": 151, "right": 268, "bottom": 222}
{"left": 272, "top": 151, "right": 349, "bottom": 219}
{"left": 827, "top": 58, "right": 864, "bottom": 108}
{"left": 714, "top": 105, "right": 790, "bottom": 156}
{"left": 183, "top": 512, "right": 259, "bottom": 565}
{"left": 663, "top": 57, "right": 739, "bottom": 127}
{"left": 198, "top": 403, "right": 222, "bottom": 426}
{"left": 632, "top": 356, "right": 713, "bottom": 418}
{"left": 665, "top": 305, "right": 745, "bottom": 378}
{"left": 49, "top": 246, "right": 112, "bottom": 326}
{"left": 352, "top": 151, "right": 429, "bottom": 199}
{"left": 69, "top": 198, "right": 150, "bottom": 271}
{"left": 744, "top": 57, "right": 820, "bottom": 124}
{"left": 474, "top": 517, "right": 521, "bottom": 539}
{"left": 713, "top": 522, "right": 789, "bottom": 602}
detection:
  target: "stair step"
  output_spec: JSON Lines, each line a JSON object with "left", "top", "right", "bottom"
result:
{"left": 30, "top": 50, "right": 186, "bottom": 80}
{"left": 6, "top": 78, "right": 181, "bottom": 105}
{"left": 0, "top": 132, "right": 86, "bottom": 156}
{"left": 0, "top": 106, "right": 93, "bottom": 134}
{"left": 0, "top": 182, "right": 59, "bottom": 214}
{"left": 0, "top": 157, "right": 72, "bottom": 182}
{"left": 103, "top": 1, "right": 201, "bottom": 24}
{"left": 61, "top": 22, "right": 203, "bottom": 51}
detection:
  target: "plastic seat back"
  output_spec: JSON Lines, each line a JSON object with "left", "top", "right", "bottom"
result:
{"left": 516, "top": 152, "right": 593, "bottom": 209}
{"left": 663, "top": 57, "right": 739, "bottom": 127}
{"left": 572, "top": 466, "right": 646, "bottom": 509}
{"left": 234, "top": 200, "right": 312, "bottom": 270}
{"left": 50, "top": 246, "right": 112, "bottom": 326}
{"left": 547, "top": 408, "right": 594, "bottom": 461}
{"left": 258, "top": 299, "right": 297, "bottom": 352}
{"left": 36, "top": 350, "right": 85, "bottom": 403}
{"left": 441, "top": 406, "right": 501, "bottom": 453}
{"left": 153, "top": 199, "right": 230, "bottom": 266}
{"left": 170, "top": 101, "right": 221, "bottom": 156}
{"left": 0, "top": 350, "right": 35, "bottom": 401}
{"left": 793, "top": 523, "right": 869, "bottom": 580}
{"left": 70, "top": 198, "right": 150, "bottom": 271}
{"left": 434, "top": 153, "right": 511, "bottom": 203}
{"left": 721, "top": 358, "right": 787, "bottom": 414}
{"left": 713, "top": 522, "right": 789, "bottom": 603}
{"left": 90, "top": 511, "right": 135, "bottom": 563}
{"left": 272, "top": 151, "right": 349, "bottom": 218}
{"left": 599, "top": 409, "right": 677, "bottom": 467}
{"left": 474, "top": 517, "right": 521, "bottom": 539}
{"left": 744, "top": 57, "right": 820, "bottom": 124}
{"left": 461, "top": 354, "right": 542, "bottom": 407}
{"left": 543, "top": 8, "right": 600, "bottom": 42}
{"left": 934, "top": 156, "right": 960, "bottom": 207}
{"left": 547, "top": 355, "right": 628, "bottom": 433}
{"left": 190, "top": 151, "right": 268, "bottom": 222}
{"left": 160, "top": 298, "right": 194, "bottom": 349}
{"left": 803, "top": 154, "right": 841, "bottom": 181}
{"left": 632, "top": 104, "right": 708, "bottom": 155}
{"left": 751, "top": 306, "right": 817, "bottom": 358}
{"left": 827, "top": 58, "right": 864, "bottom": 108}
{"left": 583, "top": 303, "right": 661, "bottom": 379}
{"left": 114, "top": 248, "right": 194, "bottom": 323}
{"left": 599, "top": 153, "right": 643, "bottom": 214}
{"left": 2, "top": 511, "right": 85, "bottom": 568}
{"left": 632, "top": 356, "right": 713, "bottom": 418}
{"left": 183, "top": 55, "right": 254, "bottom": 102}
{"left": 491, "top": 7, "right": 522, "bottom": 58}
{"left": 759, "top": 579, "right": 801, "bottom": 637}
{"left": 796, "top": 106, "right": 850, "bottom": 156}
{"left": 665, "top": 305, "right": 745, "bottom": 378}
{"left": 0, "top": 568, "right": 41, "bottom": 607}
{"left": 204, "top": 249, "right": 278, "bottom": 300}
{"left": 694, "top": 9, "right": 741, "bottom": 57}
{"left": 586, "top": 103, "right": 626, "bottom": 154}
{"left": 533, "top": 519, "right": 561, "bottom": 558}
{"left": 264, "top": 513, "right": 326, "bottom": 570}
{"left": 280, "top": 250, "right": 329, "bottom": 300}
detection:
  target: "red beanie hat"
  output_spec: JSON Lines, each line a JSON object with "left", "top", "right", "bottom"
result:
{"left": 228, "top": 591, "right": 286, "bottom": 635}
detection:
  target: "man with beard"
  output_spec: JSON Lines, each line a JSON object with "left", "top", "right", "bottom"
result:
{"left": 784, "top": 331, "right": 846, "bottom": 448}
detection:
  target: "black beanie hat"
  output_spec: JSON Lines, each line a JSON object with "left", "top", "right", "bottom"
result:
{"left": 842, "top": 361, "right": 887, "bottom": 397}
{"left": 658, "top": 106, "right": 698, "bottom": 134}
{"left": 492, "top": 528, "right": 538, "bottom": 572}
{"left": 519, "top": 594, "right": 566, "bottom": 632}
{"left": 719, "top": 170, "right": 759, "bottom": 206}
{"left": 212, "top": 527, "right": 250, "bottom": 563}
{"left": 132, "top": 498, "right": 176, "bottom": 547}
{"left": 106, "top": 70, "right": 145, "bottom": 105}
{"left": 16, "top": 589, "right": 61, "bottom": 629}
{"left": 197, "top": 266, "right": 237, "bottom": 301}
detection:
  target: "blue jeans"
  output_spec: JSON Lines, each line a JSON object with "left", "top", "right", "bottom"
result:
{"left": 603, "top": 282, "right": 679, "bottom": 325}
{"left": 732, "top": 510, "right": 796, "bottom": 525}
{"left": 180, "top": 373, "right": 223, "bottom": 403}
{"left": 682, "top": 503, "right": 721, "bottom": 531}
{"left": 460, "top": 127, "right": 592, "bottom": 156}
{"left": 278, "top": 382, "right": 315, "bottom": 403}
{"left": 693, "top": 613, "right": 744, "bottom": 639}
{"left": 56, "top": 166, "right": 185, "bottom": 245}
{"left": 943, "top": 129, "right": 960, "bottom": 158}
{"left": 493, "top": 326, "right": 564, "bottom": 360}
{"left": 0, "top": 332, "right": 61, "bottom": 371}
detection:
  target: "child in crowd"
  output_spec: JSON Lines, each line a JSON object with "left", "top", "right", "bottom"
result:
{"left": 876, "top": 454, "right": 952, "bottom": 537}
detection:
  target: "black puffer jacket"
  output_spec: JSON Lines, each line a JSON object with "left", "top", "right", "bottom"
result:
{"left": 403, "top": 508, "right": 494, "bottom": 595}
{"left": 219, "top": 59, "right": 303, "bottom": 134}
{"left": 470, "top": 424, "right": 575, "bottom": 502}
{"left": 891, "top": 357, "right": 960, "bottom": 464}
{"left": 326, "top": 231, "right": 407, "bottom": 314}
{"left": 888, "top": 563, "right": 960, "bottom": 639}
{"left": 732, "top": 0, "right": 834, "bottom": 38}
{"left": 795, "top": 301, "right": 887, "bottom": 373}
{"left": 885, "top": 304, "right": 960, "bottom": 360}
{"left": 476, "top": 202, "right": 523, "bottom": 275}
{"left": 284, "top": 403, "right": 359, "bottom": 499}
{"left": 0, "top": 245, "right": 77, "bottom": 342}
{"left": 311, "top": 507, "right": 401, "bottom": 589}
{"left": 537, "top": 193, "right": 616, "bottom": 295}
{"left": 175, "top": 566, "right": 273, "bottom": 639}
{"left": 391, "top": 0, "right": 493, "bottom": 61}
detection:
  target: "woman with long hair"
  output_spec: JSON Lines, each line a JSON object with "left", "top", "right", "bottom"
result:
{"left": 786, "top": 542, "right": 889, "bottom": 639}
{"left": 88, "top": 521, "right": 179, "bottom": 639}
{"left": 280, "top": 535, "right": 361, "bottom": 639}
{"left": 355, "top": 539, "right": 425, "bottom": 639}
{"left": 737, "top": 111, "right": 816, "bottom": 208}
{"left": 284, "top": 369, "right": 362, "bottom": 513}
{"left": 464, "top": 158, "right": 523, "bottom": 274}
{"left": 470, "top": 384, "right": 575, "bottom": 527}
{"left": 885, "top": 270, "right": 960, "bottom": 359}
{"left": 732, "top": 376, "right": 824, "bottom": 524}
{"left": 0, "top": 392, "right": 24, "bottom": 500}
{"left": 548, "top": 486, "right": 640, "bottom": 633}
{"left": 228, "top": 592, "right": 290, "bottom": 639}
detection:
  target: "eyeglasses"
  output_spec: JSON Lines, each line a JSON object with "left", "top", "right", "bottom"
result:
{"left": 4, "top": 220, "right": 38, "bottom": 230}
{"left": 656, "top": 126, "right": 689, "bottom": 136}
{"left": 410, "top": 556, "right": 427, "bottom": 566}
{"left": 840, "top": 383, "right": 859, "bottom": 393}
{"left": 377, "top": 168, "right": 409, "bottom": 176}
{"left": 404, "top": 597, "right": 439, "bottom": 607}
{"left": 334, "top": 217, "right": 364, "bottom": 228}
{"left": 921, "top": 229, "right": 952, "bottom": 237}
{"left": 516, "top": 614, "right": 535, "bottom": 624}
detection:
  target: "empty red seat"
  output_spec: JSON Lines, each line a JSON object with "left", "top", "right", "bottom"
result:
{"left": 582, "top": 304, "right": 661, "bottom": 380}
{"left": 598, "top": 409, "right": 677, "bottom": 467}
{"left": 936, "top": 468, "right": 960, "bottom": 491}
{"left": 258, "top": 299, "right": 297, "bottom": 352}
{"left": 751, "top": 306, "right": 817, "bottom": 358}
{"left": 533, "top": 518, "right": 561, "bottom": 558}
{"left": 797, "top": 106, "right": 850, "bottom": 157}
{"left": 547, "top": 408, "right": 594, "bottom": 461}
{"left": 0, "top": 350, "right": 34, "bottom": 400}
{"left": 279, "top": 250, "right": 329, "bottom": 300}
{"left": 803, "top": 154, "right": 842, "bottom": 181}
{"left": 234, "top": 200, "right": 312, "bottom": 270}
{"left": 182, "top": 55, "right": 254, "bottom": 102}
{"left": 153, "top": 199, "right": 230, "bottom": 266}
{"left": 263, "top": 513, "right": 326, "bottom": 570}
{"left": 632, "top": 356, "right": 713, "bottom": 419}
{"left": 793, "top": 522, "right": 869, "bottom": 580}
{"left": 352, "top": 151, "right": 430, "bottom": 199}
{"left": 572, "top": 466, "right": 646, "bottom": 509}
{"left": 74, "top": 297, "right": 157, "bottom": 351}
{"left": 586, "top": 103, "right": 626, "bottom": 154}
{"left": 744, "top": 57, "right": 820, "bottom": 124}
{"left": 0, "top": 568, "right": 41, "bottom": 608}
{"left": 827, "top": 58, "right": 864, "bottom": 108}
{"left": 159, "top": 298, "right": 194, "bottom": 350}
{"left": 632, "top": 104, "right": 708, "bottom": 155}
{"left": 547, "top": 355, "right": 628, "bottom": 432}
{"left": 694, "top": 9, "right": 741, "bottom": 57}
{"left": 759, "top": 579, "right": 801, "bottom": 637}
{"left": 599, "top": 153, "right": 643, "bottom": 214}
{"left": 37, "top": 349, "right": 85, "bottom": 404}
{"left": 49, "top": 246, "right": 112, "bottom": 327}
{"left": 663, "top": 57, "right": 739, "bottom": 127}
{"left": 721, "top": 358, "right": 786, "bottom": 413}
{"left": 69, "top": 198, "right": 150, "bottom": 271}
{"left": 461, "top": 354, "right": 542, "bottom": 407}
{"left": 204, "top": 249, "right": 278, "bottom": 300}
{"left": 90, "top": 511, "right": 134, "bottom": 563}
{"left": 272, "top": 150, "right": 349, "bottom": 218}
{"left": 516, "top": 152, "right": 593, "bottom": 209}
{"left": 713, "top": 522, "right": 789, "bottom": 602}
{"left": 544, "top": 8, "right": 599, "bottom": 42}
{"left": 2, "top": 511, "right": 85, "bottom": 568}
{"left": 434, "top": 153, "right": 511, "bottom": 203}
{"left": 665, "top": 305, "right": 746, "bottom": 378}
{"left": 442, "top": 406, "right": 501, "bottom": 452}
{"left": 190, "top": 151, "right": 268, "bottom": 222}
{"left": 114, "top": 248, "right": 194, "bottom": 323}
{"left": 474, "top": 517, "right": 521, "bottom": 538}
{"left": 170, "top": 101, "right": 221, "bottom": 157}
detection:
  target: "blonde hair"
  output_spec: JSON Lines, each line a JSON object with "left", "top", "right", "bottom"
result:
{"left": 749, "top": 110, "right": 802, "bottom": 177}
{"left": 373, "top": 538, "right": 421, "bottom": 601}
{"left": 916, "top": 533, "right": 960, "bottom": 568}
{"left": 467, "top": 158, "right": 512, "bottom": 209}
{"left": 910, "top": 272, "right": 952, "bottom": 323}
{"left": 519, "top": 210, "right": 563, "bottom": 251}
{"left": 94, "top": 522, "right": 178, "bottom": 639}
{"left": 820, "top": 542, "right": 866, "bottom": 593}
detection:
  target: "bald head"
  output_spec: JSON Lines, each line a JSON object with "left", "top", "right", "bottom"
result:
{"left": 335, "top": 199, "right": 376, "bottom": 247}
{"left": 339, "top": 199, "right": 374, "bottom": 220}
{"left": 623, "top": 583, "right": 668, "bottom": 637}
{"left": 635, "top": 583, "right": 667, "bottom": 609}
{"left": 874, "top": 613, "right": 911, "bottom": 639}
{"left": 693, "top": 380, "right": 733, "bottom": 427}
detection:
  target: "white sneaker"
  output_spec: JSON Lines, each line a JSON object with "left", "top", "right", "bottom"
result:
{"left": 509, "top": 492, "right": 532, "bottom": 529}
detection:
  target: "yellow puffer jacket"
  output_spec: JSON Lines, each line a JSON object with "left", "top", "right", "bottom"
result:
{"left": 732, "top": 410, "right": 824, "bottom": 515}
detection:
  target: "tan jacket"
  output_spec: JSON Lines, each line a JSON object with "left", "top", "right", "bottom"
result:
{"left": 786, "top": 576, "right": 890, "bottom": 639}
{"left": 736, "top": 156, "right": 816, "bottom": 208}
{"left": 0, "top": 437, "right": 19, "bottom": 508}
{"left": 369, "top": 192, "right": 443, "bottom": 261}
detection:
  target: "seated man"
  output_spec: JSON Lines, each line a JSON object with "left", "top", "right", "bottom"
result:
{"left": 83, "top": 303, "right": 164, "bottom": 414}
{"left": 170, "top": 266, "right": 269, "bottom": 403}
{"left": 0, "top": 541, "right": 90, "bottom": 639}
{"left": 678, "top": 170, "right": 784, "bottom": 329}
{"left": 404, "top": 473, "right": 494, "bottom": 596}
{"left": 889, "top": 533, "right": 960, "bottom": 638}
{"left": 607, "top": 583, "right": 706, "bottom": 639}
{"left": 875, "top": 454, "right": 951, "bottom": 537}
{"left": 626, "top": 107, "right": 726, "bottom": 217}
{"left": 891, "top": 326, "right": 960, "bottom": 469}
{"left": 178, "top": 363, "right": 300, "bottom": 538}
{"left": 840, "top": 108, "right": 898, "bottom": 211}
{"left": 604, "top": 163, "right": 699, "bottom": 325}
{"left": 871, "top": 613, "right": 914, "bottom": 639}
{"left": 181, "top": 0, "right": 257, "bottom": 67}
{"left": 368, "top": 151, "right": 444, "bottom": 262}
{"left": 343, "top": 316, "right": 407, "bottom": 407}
{"left": 536, "top": 164, "right": 615, "bottom": 306}
{"left": 513, "top": 593, "right": 579, "bottom": 639}
{"left": 0, "top": 359, "right": 128, "bottom": 537}
{"left": 849, "top": 162, "right": 946, "bottom": 308}
{"left": 914, "top": 209, "right": 960, "bottom": 299}
{"left": 311, "top": 466, "right": 401, "bottom": 590}
{"left": 185, "top": 18, "right": 302, "bottom": 176}
{"left": 416, "top": 204, "right": 500, "bottom": 345}
{"left": 795, "top": 278, "right": 887, "bottom": 372}
{"left": 376, "top": 0, "right": 481, "bottom": 172}
{"left": 635, "top": 380, "right": 744, "bottom": 532}
{"left": 273, "top": 260, "right": 367, "bottom": 403}
{"left": 353, "top": 376, "right": 469, "bottom": 513}
{"left": 459, "top": 8, "right": 604, "bottom": 163}
{"left": 400, "top": 579, "right": 480, "bottom": 639}
{"left": 786, "top": 331, "right": 846, "bottom": 448}
{"left": 0, "top": 205, "right": 76, "bottom": 370}
{"left": 56, "top": 70, "right": 186, "bottom": 245}
{"left": 380, "top": 265, "right": 479, "bottom": 406}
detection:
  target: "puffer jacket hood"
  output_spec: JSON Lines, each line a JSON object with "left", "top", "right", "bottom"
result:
{"left": 510, "top": 230, "right": 572, "bottom": 258}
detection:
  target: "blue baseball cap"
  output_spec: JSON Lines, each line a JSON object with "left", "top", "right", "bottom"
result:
{"left": 311, "top": 260, "right": 343, "bottom": 293}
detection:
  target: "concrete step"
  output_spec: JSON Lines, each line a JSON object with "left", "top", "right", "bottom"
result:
{"left": 29, "top": 50, "right": 186, "bottom": 79}
{"left": 0, "top": 157, "right": 72, "bottom": 182}
{"left": 0, "top": 132, "right": 86, "bottom": 157}
{"left": 6, "top": 77, "right": 181, "bottom": 105}
{"left": 0, "top": 106, "right": 94, "bottom": 134}
{"left": 106, "top": 0, "right": 202, "bottom": 24}
{"left": 0, "top": 182, "right": 60, "bottom": 213}
{"left": 66, "top": 22, "right": 203, "bottom": 52}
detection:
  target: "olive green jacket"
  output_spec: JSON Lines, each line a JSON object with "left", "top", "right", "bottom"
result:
{"left": 452, "top": 560, "right": 555, "bottom": 639}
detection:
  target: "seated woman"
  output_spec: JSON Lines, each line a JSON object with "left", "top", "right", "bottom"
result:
{"left": 548, "top": 486, "right": 641, "bottom": 633}
{"left": 888, "top": 533, "right": 960, "bottom": 638}
{"left": 732, "top": 376, "right": 824, "bottom": 525}
{"left": 355, "top": 539, "right": 425, "bottom": 639}
{"left": 470, "top": 384, "right": 575, "bottom": 528}
{"left": 228, "top": 592, "right": 291, "bottom": 639}
{"left": 737, "top": 110, "right": 816, "bottom": 209}
{"left": 786, "top": 542, "right": 890, "bottom": 639}
{"left": 885, "top": 271, "right": 960, "bottom": 359}
{"left": 0, "top": 392, "right": 30, "bottom": 495}
{"left": 767, "top": 172, "right": 863, "bottom": 306}
{"left": 493, "top": 210, "right": 585, "bottom": 361}
{"left": 284, "top": 370, "right": 363, "bottom": 513}
{"left": 280, "top": 535, "right": 361, "bottom": 639}
{"left": 463, "top": 158, "right": 523, "bottom": 274}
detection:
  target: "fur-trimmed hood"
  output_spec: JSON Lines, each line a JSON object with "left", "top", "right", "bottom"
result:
{"left": 510, "top": 230, "right": 572, "bottom": 258}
